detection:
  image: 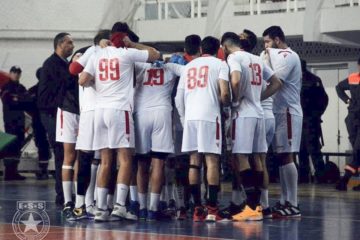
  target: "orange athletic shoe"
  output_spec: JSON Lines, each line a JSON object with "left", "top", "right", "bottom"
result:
{"left": 232, "top": 205, "right": 263, "bottom": 221}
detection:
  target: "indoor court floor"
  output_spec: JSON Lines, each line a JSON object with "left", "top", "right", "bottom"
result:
{"left": 0, "top": 178, "right": 359, "bottom": 240}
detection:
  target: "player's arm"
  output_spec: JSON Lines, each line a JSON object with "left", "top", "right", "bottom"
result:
{"left": 79, "top": 55, "right": 96, "bottom": 87}
{"left": 219, "top": 61, "right": 231, "bottom": 107}
{"left": 123, "top": 36, "right": 160, "bottom": 62}
{"left": 164, "top": 63, "right": 185, "bottom": 77}
{"left": 175, "top": 74, "right": 186, "bottom": 126}
{"left": 336, "top": 78, "right": 351, "bottom": 104}
{"left": 227, "top": 54, "right": 242, "bottom": 107}
{"left": 78, "top": 72, "right": 94, "bottom": 87}
{"left": 261, "top": 64, "right": 282, "bottom": 100}
{"left": 261, "top": 74, "right": 282, "bottom": 101}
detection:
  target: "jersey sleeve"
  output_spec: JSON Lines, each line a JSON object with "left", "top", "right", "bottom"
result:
{"left": 164, "top": 63, "right": 184, "bottom": 77}
{"left": 78, "top": 46, "right": 96, "bottom": 67}
{"left": 227, "top": 54, "right": 242, "bottom": 73}
{"left": 219, "top": 61, "right": 229, "bottom": 81}
{"left": 269, "top": 50, "right": 294, "bottom": 82}
{"left": 83, "top": 54, "right": 96, "bottom": 77}
{"left": 262, "top": 64, "right": 274, "bottom": 82}
{"left": 177, "top": 67, "right": 187, "bottom": 90}
{"left": 127, "top": 48, "right": 149, "bottom": 63}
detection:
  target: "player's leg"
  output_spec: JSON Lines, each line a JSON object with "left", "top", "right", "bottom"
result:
{"left": 137, "top": 155, "right": 151, "bottom": 220}
{"left": 336, "top": 113, "right": 357, "bottom": 190}
{"left": 62, "top": 142, "right": 76, "bottom": 217}
{"left": 273, "top": 113, "right": 301, "bottom": 218}
{"left": 204, "top": 153, "right": 220, "bottom": 222}
{"left": 148, "top": 152, "right": 168, "bottom": 221}
{"left": 189, "top": 152, "right": 204, "bottom": 221}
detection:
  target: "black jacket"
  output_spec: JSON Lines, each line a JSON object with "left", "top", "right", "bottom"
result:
{"left": 0, "top": 81, "right": 27, "bottom": 127}
{"left": 37, "top": 53, "right": 79, "bottom": 115}
{"left": 336, "top": 73, "right": 360, "bottom": 113}
{"left": 301, "top": 70, "right": 328, "bottom": 118}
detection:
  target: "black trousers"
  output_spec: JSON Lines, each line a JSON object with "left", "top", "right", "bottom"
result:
{"left": 298, "top": 119, "right": 325, "bottom": 179}
{"left": 3, "top": 124, "right": 24, "bottom": 169}
{"left": 345, "top": 112, "right": 360, "bottom": 171}
{"left": 40, "top": 112, "right": 64, "bottom": 196}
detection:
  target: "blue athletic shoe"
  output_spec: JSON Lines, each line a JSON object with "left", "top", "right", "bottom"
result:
{"left": 147, "top": 210, "right": 158, "bottom": 222}
{"left": 139, "top": 208, "right": 148, "bottom": 221}
{"left": 158, "top": 201, "right": 168, "bottom": 212}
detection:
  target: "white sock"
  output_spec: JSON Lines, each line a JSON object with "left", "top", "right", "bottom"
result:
{"left": 130, "top": 186, "right": 138, "bottom": 202}
{"left": 149, "top": 193, "right": 160, "bottom": 211}
{"left": 160, "top": 188, "right": 167, "bottom": 202}
{"left": 138, "top": 192, "right": 147, "bottom": 210}
{"left": 167, "top": 184, "right": 174, "bottom": 201}
{"left": 97, "top": 187, "right": 108, "bottom": 210}
{"left": 174, "top": 185, "right": 185, "bottom": 208}
{"left": 116, "top": 183, "right": 129, "bottom": 206}
{"left": 107, "top": 194, "right": 114, "bottom": 209}
{"left": 74, "top": 181, "right": 77, "bottom": 196}
{"left": 279, "top": 166, "right": 287, "bottom": 205}
{"left": 85, "top": 164, "right": 98, "bottom": 206}
{"left": 63, "top": 181, "right": 73, "bottom": 204}
{"left": 75, "top": 195, "right": 85, "bottom": 208}
{"left": 260, "top": 188, "right": 269, "bottom": 208}
{"left": 282, "top": 162, "right": 298, "bottom": 206}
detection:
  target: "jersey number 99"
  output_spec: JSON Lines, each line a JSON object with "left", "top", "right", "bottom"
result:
{"left": 99, "top": 58, "right": 120, "bottom": 81}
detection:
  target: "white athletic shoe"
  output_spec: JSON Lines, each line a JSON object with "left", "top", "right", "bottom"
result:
{"left": 86, "top": 204, "right": 96, "bottom": 217}
{"left": 111, "top": 204, "right": 127, "bottom": 219}
{"left": 94, "top": 208, "right": 111, "bottom": 222}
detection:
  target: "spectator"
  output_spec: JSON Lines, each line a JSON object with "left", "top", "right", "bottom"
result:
{"left": 0, "top": 66, "right": 27, "bottom": 181}
{"left": 299, "top": 59, "right": 328, "bottom": 183}
{"left": 38, "top": 32, "right": 75, "bottom": 205}
{"left": 26, "top": 68, "right": 52, "bottom": 180}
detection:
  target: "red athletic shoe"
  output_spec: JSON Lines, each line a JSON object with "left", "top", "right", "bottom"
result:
{"left": 193, "top": 206, "right": 206, "bottom": 222}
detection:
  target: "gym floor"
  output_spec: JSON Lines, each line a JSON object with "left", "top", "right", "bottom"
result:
{"left": 0, "top": 178, "right": 359, "bottom": 240}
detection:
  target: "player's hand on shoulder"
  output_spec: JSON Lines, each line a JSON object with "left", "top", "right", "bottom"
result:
{"left": 99, "top": 39, "right": 112, "bottom": 48}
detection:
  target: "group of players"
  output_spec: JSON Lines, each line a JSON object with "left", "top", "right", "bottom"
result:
{"left": 56, "top": 21, "right": 303, "bottom": 223}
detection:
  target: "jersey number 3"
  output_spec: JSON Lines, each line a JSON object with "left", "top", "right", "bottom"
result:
{"left": 99, "top": 58, "right": 120, "bottom": 81}
{"left": 187, "top": 66, "right": 209, "bottom": 89}
{"left": 249, "top": 63, "right": 262, "bottom": 86}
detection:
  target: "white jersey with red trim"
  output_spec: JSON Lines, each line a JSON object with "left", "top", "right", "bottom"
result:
{"left": 266, "top": 47, "right": 302, "bottom": 116}
{"left": 77, "top": 45, "right": 98, "bottom": 112}
{"left": 84, "top": 46, "right": 149, "bottom": 110}
{"left": 134, "top": 62, "right": 184, "bottom": 113}
{"left": 178, "top": 56, "right": 229, "bottom": 122}
{"left": 227, "top": 50, "right": 274, "bottom": 118}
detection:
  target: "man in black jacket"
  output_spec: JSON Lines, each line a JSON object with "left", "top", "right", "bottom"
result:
{"left": 299, "top": 60, "right": 328, "bottom": 183}
{"left": 0, "top": 66, "right": 27, "bottom": 180}
{"left": 335, "top": 57, "right": 360, "bottom": 191}
{"left": 38, "top": 32, "right": 75, "bottom": 205}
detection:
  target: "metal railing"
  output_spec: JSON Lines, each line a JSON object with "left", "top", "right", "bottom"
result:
{"left": 142, "top": 0, "right": 359, "bottom": 20}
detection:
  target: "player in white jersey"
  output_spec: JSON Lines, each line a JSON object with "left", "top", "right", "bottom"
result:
{"left": 67, "top": 30, "right": 111, "bottom": 221}
{"left": 79, "top": 29, "right": 160, "bottom": 222}
{"left": 262, "top": 25, "right": 303, "bottom": 218}
{"left": 134, "top": 61, "right": 184, "bottom": 221}
{"left": 221, "top": 32, "right": 282, "bottom": 221}
{"left": 175, "top": 36, "right": 230, "bottom": 222}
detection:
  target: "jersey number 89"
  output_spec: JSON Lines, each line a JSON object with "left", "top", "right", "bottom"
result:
{"left": 187, "top": 66, "right": 209, "bottom": 89}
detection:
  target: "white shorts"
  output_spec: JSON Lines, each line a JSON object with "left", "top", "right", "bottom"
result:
{"left": 93, "top": 108, "right": 134, "bottom": 150}
{"left": 56, "top": 108, "right": 79, "bottom": 143}
{"left": 134, "top": 110, "right": 174, "bottom": 154}
{"left": 265, "top": 118, "right": 275, "bottom": 147}
{"left": 232, "top": 117, "right": 267, "bottom": 154}
{"left": 76, "top": 111, "right": 95, "bottom": 151}
{"left": 273, "top": 112, "right": 302, "bottom": 153}
{"left": 182, "top": 119, "right": 222, "bottom": 155}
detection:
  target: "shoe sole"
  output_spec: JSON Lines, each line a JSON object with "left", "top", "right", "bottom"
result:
{"left": 233, "top": 216, "right": 263, "bottom": 221}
